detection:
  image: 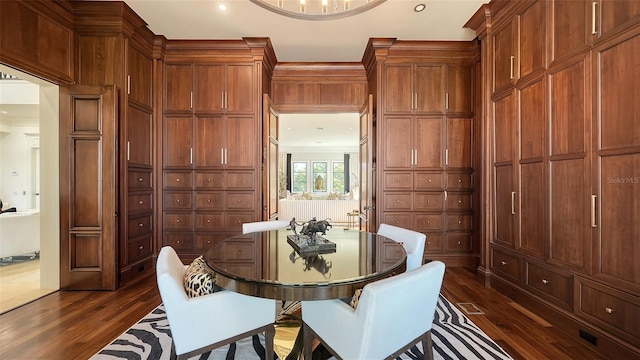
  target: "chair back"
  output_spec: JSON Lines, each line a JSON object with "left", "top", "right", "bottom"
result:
{"left": 377, "top": 223, "right": 426, "bottom": 271}
{"left": 355, "top": 260, "right": 445, "bottom": 359}
{"left": 156, "top": 246, "right": 189, "bottom": 307}
{"left": 242, "top": 220, "right": 290, "bottom": 234}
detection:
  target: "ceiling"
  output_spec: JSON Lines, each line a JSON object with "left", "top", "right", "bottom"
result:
{"left": 123, "top": 0, "right": 485, "bottom": 62}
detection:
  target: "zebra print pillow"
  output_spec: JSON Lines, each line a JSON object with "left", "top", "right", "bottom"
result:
{"left": 183, "top": 255, "right": 218, "bottom": 298}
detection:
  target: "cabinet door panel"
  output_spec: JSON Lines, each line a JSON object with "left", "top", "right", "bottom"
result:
{"left": 127, "top": 45, "right": 152, "bottom": 107}
{"left": 520, "top": 78, "right": 545, "bottom": 160}
{"left": 163, "top": 116, "right": 192, "bottom": 167}
{"left": 226, "top": 116, "right": 256, "bottom": 168}
{"left": 165, "top": 64, "right": 192, "bottom": 111}
{"left": 384, "top": 65, "right": 412, "bottom": 112}
{"left": 494, "top": 92, "right": 516, "bottom": 163}
{"left": 383, "top": 117, "right": 412, "bottom": 169}
{"left": 600, "top": 0, "right": 640, "bottom": 38}
{"left": 194, "top": 64, "right": 224, "bottom": 113}
{"left": 195, "top": 116, "right": 224, "bottom": 167}
{"left": 519, "top": 162, "right": 546, "bottom": 257}
{"left": 550, "top": 159, "right": 589, "bottom": 271}
{"left": 493, "top": 21, "right": 516, "bottom": 92}
{"left": 415, "top": 65, "right": 444, "bottom": 113}
{"left": 550, "top": 58, "right": 588, "bottom": 156}
{"left": 415, "top": 117, "right": 442, "bottom": 169}
{"left": 127, "top": 106, "right": 152, "bottom": 166}
{"left": 599, "top": 153, "right": 640, "bottom": 285}
{"left": 495, "top": 165, "right": 515, "bottom": 247}
{"left": 518, "top": 0, "right": 546, "bottom": 79}
{"left": 447, "top": 66, "right": 473, "bottom": 114}
{"left": 227, "top": 64, "right": 254, "bottom": 113}
{"left": 551, "top": 0, "right": 590, "bottom": 62}
{"left": 598, "top": 35, "right": 640, "bottom": 150}
{"left": 446, "top": 118, "right": 472, "bottom": 168}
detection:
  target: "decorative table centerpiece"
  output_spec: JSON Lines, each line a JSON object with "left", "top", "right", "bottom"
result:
{"left": 287, "top": 217, "right": 336, "bottom": 255}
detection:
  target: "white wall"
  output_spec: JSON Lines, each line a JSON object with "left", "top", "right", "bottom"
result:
{"left": 0, "top": 123, "right": 38, "bottom": 210}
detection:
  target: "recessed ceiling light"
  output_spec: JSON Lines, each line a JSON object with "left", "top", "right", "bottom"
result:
{"left": 414, "top": 3, "right": 426, "bottom": 12}
{"left": 218, "top": 3, "right": 228, "bottom": 11}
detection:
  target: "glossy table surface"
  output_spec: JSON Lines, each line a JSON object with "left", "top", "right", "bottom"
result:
{"left": 203, "top": 229, "right": 406, "bottom": 301}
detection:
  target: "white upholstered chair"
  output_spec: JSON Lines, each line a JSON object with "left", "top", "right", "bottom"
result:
{"left": 156, "top": 246, "right": 276, "bottom": 360}
{"left": 242, "top": 220, "right": 290, "bottom": 234}
{"left": 301, "top": 261, "right": 446, "bottom": 360}
{"left": 377, "top": 223, "right": 427, "bottom": 271}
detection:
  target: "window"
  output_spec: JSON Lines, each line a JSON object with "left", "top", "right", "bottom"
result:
{"left": 292, "top": 162, "right": 307, "bottom": 192}
{"left": 332, "top": 161, "right": 345, "bottom": 193}
{"left": 312, "top": 161, "right": 327, "bottom": 192}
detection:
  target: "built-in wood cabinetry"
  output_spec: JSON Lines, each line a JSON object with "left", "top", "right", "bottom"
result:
{"left": 467, "top": 0, "right": 640, "bottom": 357}
{"left": 74, "top": 2, "right": 156, "bottom": 285}
{"left": 364, "top": 40, "right": 478, "bottom": 267}
{"left": 160, "top": 40, "right": 275, "bottom": 261}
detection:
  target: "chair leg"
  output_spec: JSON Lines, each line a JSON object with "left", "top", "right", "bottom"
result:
{"left": 265, "top": 324, "right": 275, "bottom": 360}
{"left": 422, "top": 330, "right": 434, "bottom": 360}
{"left": 302, "top": 322, "right": 314, "bottom": 360}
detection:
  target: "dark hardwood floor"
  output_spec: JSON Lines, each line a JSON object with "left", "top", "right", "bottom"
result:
{"left": 0, "top": 266, "right": 606, "bottom": 359}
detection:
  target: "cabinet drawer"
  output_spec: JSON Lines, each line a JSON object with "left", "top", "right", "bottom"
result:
{"left": 128, "top": 214, "right": 152, "bottom": 238}
{"left": 447, "top": 173, "right": 472, "bottom": 190}
{"left": 163, "top": 192, "right": 192, "bottom": 210}
{"left": 194, "top": 192, "right": 224, "bottom": 210}
{"left": 128, "top": 170, "right": 151, "bottom": 190}
{"left": 446, "top": 193, "right": 472, "bottom": 210}
{"left": 576, "top": 278, "right": 640, "bottom": 341}
{"left": 525, "top": 262, "right": 573, "bottom": 309}
{"left": 224, "top": 240, "right": 256, "bottom": 261}
{"left": 447, "top": 214, "right": 473, "bottom": 230}
{"left": 227, "top": 172, "right": 254, "bottom": 189}
{"left": 164, "top": 212, "right": 193, "bottom": 230}
{"left": 128, "top": 193, "right": 152, "bottom": 215}
{"left": 225, "top": 213, "right": 256, "bottom": 233}
{"left": 164, "top": 232, "right": 193, "bottom": 251}
{"left": 220, "top": 263, "right": 256, "bottom": 279}
{"left": 491, "top": 248, "right": 520, "bottom": 282}
{"left": 226, "top": 193, "right": 255, "bottom": 210}
{"left": 414, "top": 172, "right": 443, "bottom": 190}
{"left": 425, "top": 233, "right": 443, "bottom": 252}
{"left": 128, "top": 236, "right": 152, "bottom": 263}
{"left": 382, "top": 213, "right": 412, "bottom": 229}
{"left": 195, "top": 172, "right": 225, "bottom": 189}
{"left": 445, "top": 234, "right": 472, "bottom": 252}
{"left": 384, "top": 193, "right": 412, "bottom": 210}
{"left": 164, "top": 171, "right": 193, "bottom": 189}
{"left": 194, "top": 233, "right": 225, "bottom": 251}
{"left": 380, "top": 240, "right": 405, "bottom": 266}
{"left": 414, "top": 193, "right": 443, "bottom": 211}
{"left": 415, "top": 214, "right": 443, "bottom": 230}
{"left": 195, "top": 213, "right": 224, "bottom": 230}
{"left": 383, "top": 172, "right": 413, "bottom": 190}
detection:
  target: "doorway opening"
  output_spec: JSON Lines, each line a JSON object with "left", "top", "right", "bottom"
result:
{"left": 0, "top": 65, "right": 60, "bottom": 314}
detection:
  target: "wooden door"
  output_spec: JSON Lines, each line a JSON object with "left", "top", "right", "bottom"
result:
{"left": 492, "top": 20, "right": 516, "bottom": 92}
{"left": 414, "top": 116, "right": 443, "bottom": 169}
{"left": 383, "top": 64, "right": 412, "bottom": 113}
{"left": 194, "top": 64, "right": 224, "bottom": 113}
{"left": 262, "top": 94, "right": 280, "bottom": 220}
{"left": 518, "top": 0, "right": 546, "bottom": 80}
{"left": 59, "top": 85, "right": 118, "bottom": 290}
{"left": 359, "top": 95, "right": 374, "bottom": 232}
{"left": 414, "top": 64, "right": 445, "bottom": 113}
{"left": 225, "top": 115, "right": 256, "bottom": 168}
{"left": 165, "top": 64, "right": 193, "bottom": 112}
{"left": 226, "top": 64, "right": 254, "bottom": 113}
{"left": 382, "top": 116, "right": 412, "bottom": 169}
{"left": 194, "top": 116, "right": 224, "bottom": 167}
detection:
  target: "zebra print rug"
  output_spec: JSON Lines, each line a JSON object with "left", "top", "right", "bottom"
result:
{"left": 92, "top": 294, "right": 512, "bottom": 360}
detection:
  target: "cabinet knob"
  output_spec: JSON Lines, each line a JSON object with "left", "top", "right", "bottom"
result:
{"left": 428, "top": 179, "right": 432, "bottom": 182}
{"left": 138, "top": 200, "right": 144, "bottom": 205}
{"left": 427, "top": 200, "right": 431, "bottom": 204}
{"left": 208, "top": 178, "right": 212, "bottom": 182}
{"left": 458, "top": 179, "right": 462, "bottom": 183}
{"left": 139, "top": 245, "right": 144, "bottom": 250}
{"left": 238, "top": 199, "right": 242, "bottom": 203}
{"left": 427, "top": 220, "right": 431, "bottom": 224}
{"left": 138, "top": 223, "right": 143, "bottom": 227}
{"left": 501, "top": 260, "right": 507, "bottom": 265}
{"left": 207, "top": 219, "right": 211, "bottom": 223}
{"left": 176, "top": 199, "right": 180, "bottom": 203}
{"left": 605, "top": 307, "right": 614, "bottom": 314}
{"left": 238, "top": 179, "right": 243, "bottom": 183}
{"left": 176, "top": 240, "right": 180, "bottom": 244}
{"left": 457, "top": 241, "right": 462, "bottom": 246}
{"left": 207, "top": 240, "right": 211, "bottom": 244}
{"left": 396, "top": 200, "right": 400, "bottom": 203}
{"left": 459, "top": 220, "right": 462, "bottom": 224}
{"left": 176, "top": 178, "right": 180, "bottom": 182}
{"left": 138, "top": 178, "right": 143, "bottom": 182}
{"left": 458, "top": 200, "right": 462, "bottom": 204}
{"left": 176, "top": 219, "right": 180, "bottom": 223}
{"left": 427, "top": 241, "right": 431, "bottom": 245}
{"left": 207, "top": 199, "right": 211, "bottom": 203}
{"left": 542, "top": 279, "right": 549, "bottom": 285}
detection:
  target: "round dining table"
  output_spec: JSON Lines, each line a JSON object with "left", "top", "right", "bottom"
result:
{"left": 203, "top": 228, "right": 407, "bottom": 301}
